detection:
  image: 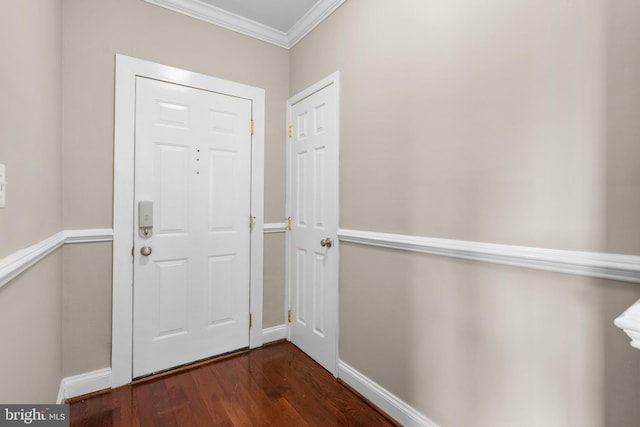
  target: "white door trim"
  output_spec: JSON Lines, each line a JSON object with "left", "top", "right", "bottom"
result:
{"left": 285, "top": 71, "right": 340, "bottom": 375}
{"left": 112, "top": 54, "right": 265, "bottom": 388}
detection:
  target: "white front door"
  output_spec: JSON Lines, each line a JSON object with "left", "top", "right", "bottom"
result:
{"left": 287, "top": 74, "right": 340, "bottom": 375}
{"left": 133, "top": 76, "right": 252, "bottom": 378}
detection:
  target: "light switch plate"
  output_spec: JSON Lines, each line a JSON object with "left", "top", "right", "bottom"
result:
{"left": 0, "top": 164, "right": 6, "bottom": 208}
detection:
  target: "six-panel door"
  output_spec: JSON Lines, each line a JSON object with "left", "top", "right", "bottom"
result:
{"left": 289, "top": 82, "right": 339, "bottom": 375}
{"left": 133, "top": 77, "right": 252, "bottom": 378}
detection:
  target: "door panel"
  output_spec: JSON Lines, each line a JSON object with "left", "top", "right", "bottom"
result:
{"left": 133, "top": 77, "right": 252, "bottom": 378}
{"left": 288, "top": 79, "right": 339, "bottom": 375}
{"left": 157, "top": 144, "right": 189, "bottom": 232}
{"left": 207, "top": 255, "right": 236, "bottom": 327}
{"left": 155, "top": 259, "right": 188, "bottom": 338}
{"left": 296, "top": 248, "right": 308, "bottom": 325}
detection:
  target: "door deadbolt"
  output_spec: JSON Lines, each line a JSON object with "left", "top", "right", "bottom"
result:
{"left": 140, "top": 246, "right": 152, "bottom": 256}
{"left": 320, "top": 238, "right": 333, "bottom": 248}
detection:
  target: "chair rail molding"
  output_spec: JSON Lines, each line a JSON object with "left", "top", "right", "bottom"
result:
{"left": 0, "top": 222, "right": 280, "bottom": 288}
{"left": 1, "top": 224, "right": 281, "bottom": 289}
{"left": 340, "top": 229, "right": 640, "bottom": 352}
{"left": 0, "top": 232, "right": 65, "bottom": 289}
{"left": 264, "top": 222, "right": 287, "bottom": 234}
{"left": 64, "top": 229, "right": 114, "bottom": 244}
{"left": 338, "top": 229, "right": 640, "bottom": 284}
{"left": 0, "top": 229, "right": 114, "bottom": 289}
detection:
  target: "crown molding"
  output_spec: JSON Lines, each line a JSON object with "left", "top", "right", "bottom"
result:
{"left": 287, "top": 0, "right": 346, "bottom": 47}
{"left": 144, "top": 0, "right": 289, "bottom": 48}
{"left": 144, "top": 0, "right": 346, "bottom": 49}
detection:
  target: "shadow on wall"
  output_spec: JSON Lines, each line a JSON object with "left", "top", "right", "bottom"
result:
{"left": 405, "top": 259, "right": 640, "bottom": 427}
{"left": 604, "top": 0, "right": 640, "bottom": 256}
{"left": 339, "top": 244, "right": 416, "bottom": 400}
{"left": 600, "top": 281, "right": 640, "bottom": 426}
{"left": 601, "top": 0, "right": 640, "bottom": 425}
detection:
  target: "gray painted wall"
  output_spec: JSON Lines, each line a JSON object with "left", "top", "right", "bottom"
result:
{"left": 291, "top": 0, "right": 640, "bottom": 425}
{"left": 0, "top": 0, "right": 64, "bottom": 403}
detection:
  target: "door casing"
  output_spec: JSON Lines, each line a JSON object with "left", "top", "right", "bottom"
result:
{"left": 286, "top": 71, "right": 340, "bottom": 375}
{"left": 112, "top": 54, "right": 265, "bottom": 388}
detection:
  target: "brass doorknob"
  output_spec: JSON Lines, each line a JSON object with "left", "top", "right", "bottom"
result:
{"left": 320, "top": 238, "right": 333, "bottom": 248}
{"left": 140, "top": 246, "right": 153, "bottom": 256}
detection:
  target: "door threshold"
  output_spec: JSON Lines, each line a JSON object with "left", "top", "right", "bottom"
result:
{"left": 132, "top": 347, "right": 250, "bottom": 384}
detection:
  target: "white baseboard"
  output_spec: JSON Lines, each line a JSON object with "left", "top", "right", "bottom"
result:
{"left": 338, "top": 361, "right": 440, "bottom": 427}
{"left": 57, "top": 347, "right": 438, "bottom": 427}
{"left": 58, "top": 368, "right": 112, "bottom": 402}
{"left": 56, "top": 380, "right": 65, "bottom": 404}
{"left": 55, "top": 325, "right": 285, "bottom": 403}
{"left": 262, "top": 324, "right": 287, "bottom": 343}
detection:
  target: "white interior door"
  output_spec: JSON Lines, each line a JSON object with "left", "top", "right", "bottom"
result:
{"left": 288, "top": 74, "right": 339, "bottom": 375}
{"left": 133, "top": 76, "right": 252, "bottom": 378}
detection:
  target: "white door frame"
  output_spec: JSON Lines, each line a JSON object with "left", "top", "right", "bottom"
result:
{"left": 285, "top": 71, "right": 340, "bottom": 375}
{"left": 112, "top": 54, "right": 265, "bottom": 388}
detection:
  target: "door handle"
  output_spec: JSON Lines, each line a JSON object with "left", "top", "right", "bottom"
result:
{"left": 140, "top": 246, "right": 153, "bottom": 256}
{"left": 320, "top": 238, "right": 333, "bottom": 248}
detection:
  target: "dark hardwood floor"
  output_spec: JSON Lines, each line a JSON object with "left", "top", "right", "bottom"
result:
{"left": 68, "top": 341, "right": 398, "bottom": 426}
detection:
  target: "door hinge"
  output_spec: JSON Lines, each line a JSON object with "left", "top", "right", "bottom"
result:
{"left": 249, "top": 313, "right": 253, "bottom": 329}
{"left": 287, "top": 310, "right": 292, "bottom": 323}
{"left": 288, "top": 125, "right": 293, "bottom": 138}
{"left": 286, "top": 216, "right": 292, "bottom": 231}
{"left": 251, "top": 120, "right": 255, "bottom": 135}
{"left": 249, "top": 215, "right": 256, "bottom": 231}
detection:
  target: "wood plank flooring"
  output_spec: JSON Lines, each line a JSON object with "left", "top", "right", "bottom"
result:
{"left": 68, "top": 341, "right": 398, "bottom": 426}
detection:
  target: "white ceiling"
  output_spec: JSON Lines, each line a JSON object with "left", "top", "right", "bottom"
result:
{"left": 144, "top": 0, "right": 346, "bottom": 49}
{"left": 198, "top": 0, "right": 320, "bottom": 33}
